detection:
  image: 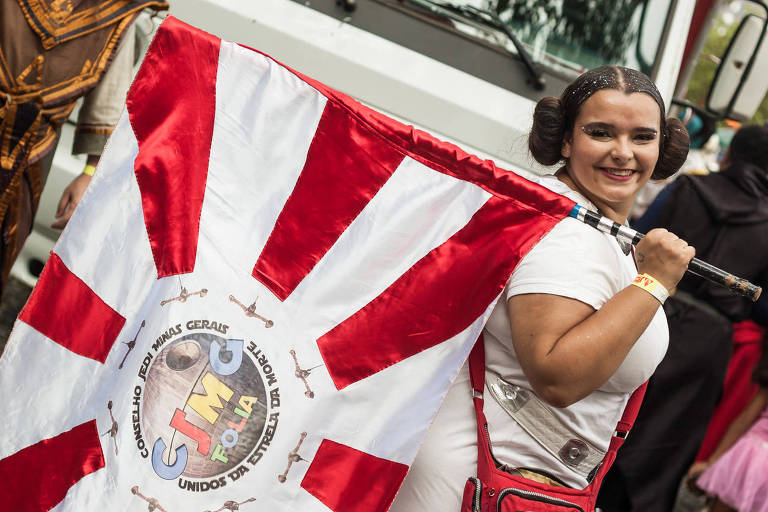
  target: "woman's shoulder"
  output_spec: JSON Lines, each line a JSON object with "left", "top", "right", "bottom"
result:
{"left": 508, "top": 217, "right": 628, "bottom": 309}
{"left": 530, "top": 176, "right": 616, "bottom": 248}
{"left": 534, "top": 174, "right": 590, "bottom": 204}
{"left": 530, "top": 212, "right": 622, "bottom": 271}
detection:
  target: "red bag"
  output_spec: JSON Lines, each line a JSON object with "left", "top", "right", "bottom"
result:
{"left": 461, "top": 335, "right": 646, "bottom": 512}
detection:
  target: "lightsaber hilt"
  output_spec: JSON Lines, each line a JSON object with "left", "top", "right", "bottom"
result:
{"left": 569, "top": 205, "right": 762, "bottom": 302}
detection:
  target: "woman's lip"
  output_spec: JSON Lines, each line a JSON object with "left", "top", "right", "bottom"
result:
{"left": 599, "top": 167, "right": 636, "bottom": 181}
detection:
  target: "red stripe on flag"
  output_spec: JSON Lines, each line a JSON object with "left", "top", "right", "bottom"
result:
{"left": 127, "top": 16, "right": 220, "bottom": 277}
{"left": 19, "top": 252, "right": 125, "bottom": 363}
{"left": 301, "top": 439, "right": 408, "bottom": 512}
{"left": 318, "top": 195, "right": 570, "bottom": 389}
{"left": 237, "top": 41, "right": 578, "bottom": 214}
{"left": 252, "top": 101, "right": 405, "bottom": 300}
{"left": 0, "top": 420, "right": 105, "bottom": 512}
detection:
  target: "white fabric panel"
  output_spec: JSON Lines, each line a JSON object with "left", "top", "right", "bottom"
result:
{"left": 300, "top": 294, "right": 500, "bottom": 466}
{"left": 53, "top": 111, "right": 157, "bottom": 321}
{"left": 287, "top": 155, "right": 491, "bottom": 337}
{"left": 0, "top": 323, "right": 107, "bottom": 459}
{"left": 200, "top": 40, "right": 327, "bottom": 278}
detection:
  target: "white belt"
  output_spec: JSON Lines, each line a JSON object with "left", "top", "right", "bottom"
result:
{"left": 486, "top": 372, "right": 605, "bottom": 481}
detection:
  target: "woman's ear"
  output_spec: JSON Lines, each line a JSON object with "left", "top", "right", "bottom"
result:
{"left": 561, "top": 134, "right": 572, "bottom": 159}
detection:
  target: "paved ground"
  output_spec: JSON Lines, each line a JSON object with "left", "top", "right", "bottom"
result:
{"left": 0, "top": 277, "right": 33, "bottom": 353}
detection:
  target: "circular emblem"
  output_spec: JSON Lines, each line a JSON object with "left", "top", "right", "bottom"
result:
{"left": 142, "top": 332, "right": 268, "bottom": 479}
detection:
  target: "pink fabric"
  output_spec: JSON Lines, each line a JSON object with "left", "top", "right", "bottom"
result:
{"left": 696, "top": 321, "right": 763, "bottom": 462}
{"left": 697, "top": 407, "right": 768, "bottom": 512}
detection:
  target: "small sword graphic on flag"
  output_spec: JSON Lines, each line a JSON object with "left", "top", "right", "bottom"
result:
{"left": 569, "top": 204, "right": 762, "bottom": 301}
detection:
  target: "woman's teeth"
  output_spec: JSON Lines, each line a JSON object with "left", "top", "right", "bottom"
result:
{"left": 602, "top": 168, "right": 634, "bottom": 176}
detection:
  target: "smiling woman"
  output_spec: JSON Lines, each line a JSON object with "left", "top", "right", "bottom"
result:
{"left": 390, "top": 66, "right": 693, "bottom": 511}
{"left": 558, "top": 90, "right": 662, "bottom": 222}
{"left": 511, "top": 66, "right": 692, "bottom": 410}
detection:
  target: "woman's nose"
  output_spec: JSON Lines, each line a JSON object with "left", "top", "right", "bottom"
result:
{"left": 611, "top": 138, "right": 632, "bottom": 162}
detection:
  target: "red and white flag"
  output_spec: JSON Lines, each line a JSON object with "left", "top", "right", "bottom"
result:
{"left": 0, "top": 17, "right": 575, "bottom": 512}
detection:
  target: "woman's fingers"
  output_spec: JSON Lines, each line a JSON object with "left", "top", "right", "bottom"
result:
{"left": 635, "top": 228, "right": 695, "bottom": 290}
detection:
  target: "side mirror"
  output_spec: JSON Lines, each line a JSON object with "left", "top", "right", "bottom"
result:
{"left": 707, "top": 13, "right": 768, "bottom": 121}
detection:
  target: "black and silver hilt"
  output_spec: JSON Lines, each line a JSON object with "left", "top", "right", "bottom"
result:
{"left": 568, "top": 205, "right": 762, "bottom": 302}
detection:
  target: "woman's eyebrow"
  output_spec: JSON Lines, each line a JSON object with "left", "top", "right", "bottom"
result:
{"left": 582, "top": 122, "right": 658, "bottom": 134}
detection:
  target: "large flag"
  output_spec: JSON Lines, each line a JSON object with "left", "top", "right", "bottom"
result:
{"left": 0, "top": 16, "right": 575, "bottom": 512}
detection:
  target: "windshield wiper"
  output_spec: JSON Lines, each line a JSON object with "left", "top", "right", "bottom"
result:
{"left": 399, "top": 0, "right": 546, "bottom": 90}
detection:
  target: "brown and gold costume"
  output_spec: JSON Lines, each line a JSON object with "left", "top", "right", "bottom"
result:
{"left": 0, "top": 0, "right": 167, "bottom": 292}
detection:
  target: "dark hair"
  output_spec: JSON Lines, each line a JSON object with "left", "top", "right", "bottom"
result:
{"left": 754, "top": 333, "right": 768, "bottom": 388}
{"left": 529, "top": 65, "right": 689, "bottom": 180}
{"left": 728, "top": 124, "right": 768, "bottom": 171}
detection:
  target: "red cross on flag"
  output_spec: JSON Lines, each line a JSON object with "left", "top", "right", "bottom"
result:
{"left": 0, "top": 16, "right": 575, "bottom": 512}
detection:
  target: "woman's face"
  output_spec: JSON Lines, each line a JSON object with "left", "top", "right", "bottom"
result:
{"left": 560, "top": 89, "right": 661, "bottom": 222}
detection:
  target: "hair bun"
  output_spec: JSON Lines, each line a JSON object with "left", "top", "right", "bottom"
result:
{"left": 529, "top": 96, "right": 566, "bottom": 167}
{"left": 653, "top": 117, "right": 690, "bottom": 180}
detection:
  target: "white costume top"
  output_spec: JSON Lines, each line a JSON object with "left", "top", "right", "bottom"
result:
{"left": 390, "top": 175, "right": 669, "bottom": 510}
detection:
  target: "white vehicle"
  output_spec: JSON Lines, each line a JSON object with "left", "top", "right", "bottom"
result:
{"left": 12, "top": 0, "right": 768, "bottom": 286}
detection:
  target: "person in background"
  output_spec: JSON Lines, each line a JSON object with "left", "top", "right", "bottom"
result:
{"left": 687, "top": 333, "right": 768, "bottom": 512}
{"left": 51, "top": 21, "right": 137, "bottom": 229}
{"left": 598, "top": 124, "right": 768, "bottom": 512}
{"left": 0, "top": 0, "right": 166, "bottom": 296}
{"left": 629, "top": 106, "right": 717, "bottom": 225}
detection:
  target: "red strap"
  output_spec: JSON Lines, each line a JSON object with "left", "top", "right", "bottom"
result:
{"left": 467, "top": 335, "right": 496, "bottom": 485}
{"left": 467, "top": 332, "right": 648, "bottom": 510}
{"left": 616, "top": 381, "right": 647, "bottom": 434}
{"left": 468, "top": 333, "right": 486, "bottom": 395}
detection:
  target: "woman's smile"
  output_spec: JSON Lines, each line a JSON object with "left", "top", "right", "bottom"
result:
{"left": 600, "top": 167, "right": 637, "bottom": 180}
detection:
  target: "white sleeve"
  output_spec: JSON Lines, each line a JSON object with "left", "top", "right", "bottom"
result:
{"left": 506, "top": 217, "right": 625, "bottom": 310}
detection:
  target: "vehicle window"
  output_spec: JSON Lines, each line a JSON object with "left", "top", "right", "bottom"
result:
{"left": 397, "top": 0, "right": 673, "bottom": 76}
{"left": 488, "top": 0, "right": 671, "bottom": 74}
{"left": 293, "top": 0, "right": 674, "bottom": 97}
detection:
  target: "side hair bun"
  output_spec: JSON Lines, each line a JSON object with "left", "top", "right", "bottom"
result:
{"left": 529, "top": 96, "right": 566, "bottom": 166}
{"left": 653, "top": 117, "right": 690, "bottom": 180}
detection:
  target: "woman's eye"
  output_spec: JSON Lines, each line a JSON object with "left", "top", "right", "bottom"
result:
{"left": 585, "top": 128, "right": 611, "bottom": 138}
{"left": 634, "top": 133, "right": 657, "bottom": 142}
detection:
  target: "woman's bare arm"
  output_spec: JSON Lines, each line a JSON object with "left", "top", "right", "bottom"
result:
{"left": 508, "top": 228, "right": 694, "bottom": 407}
